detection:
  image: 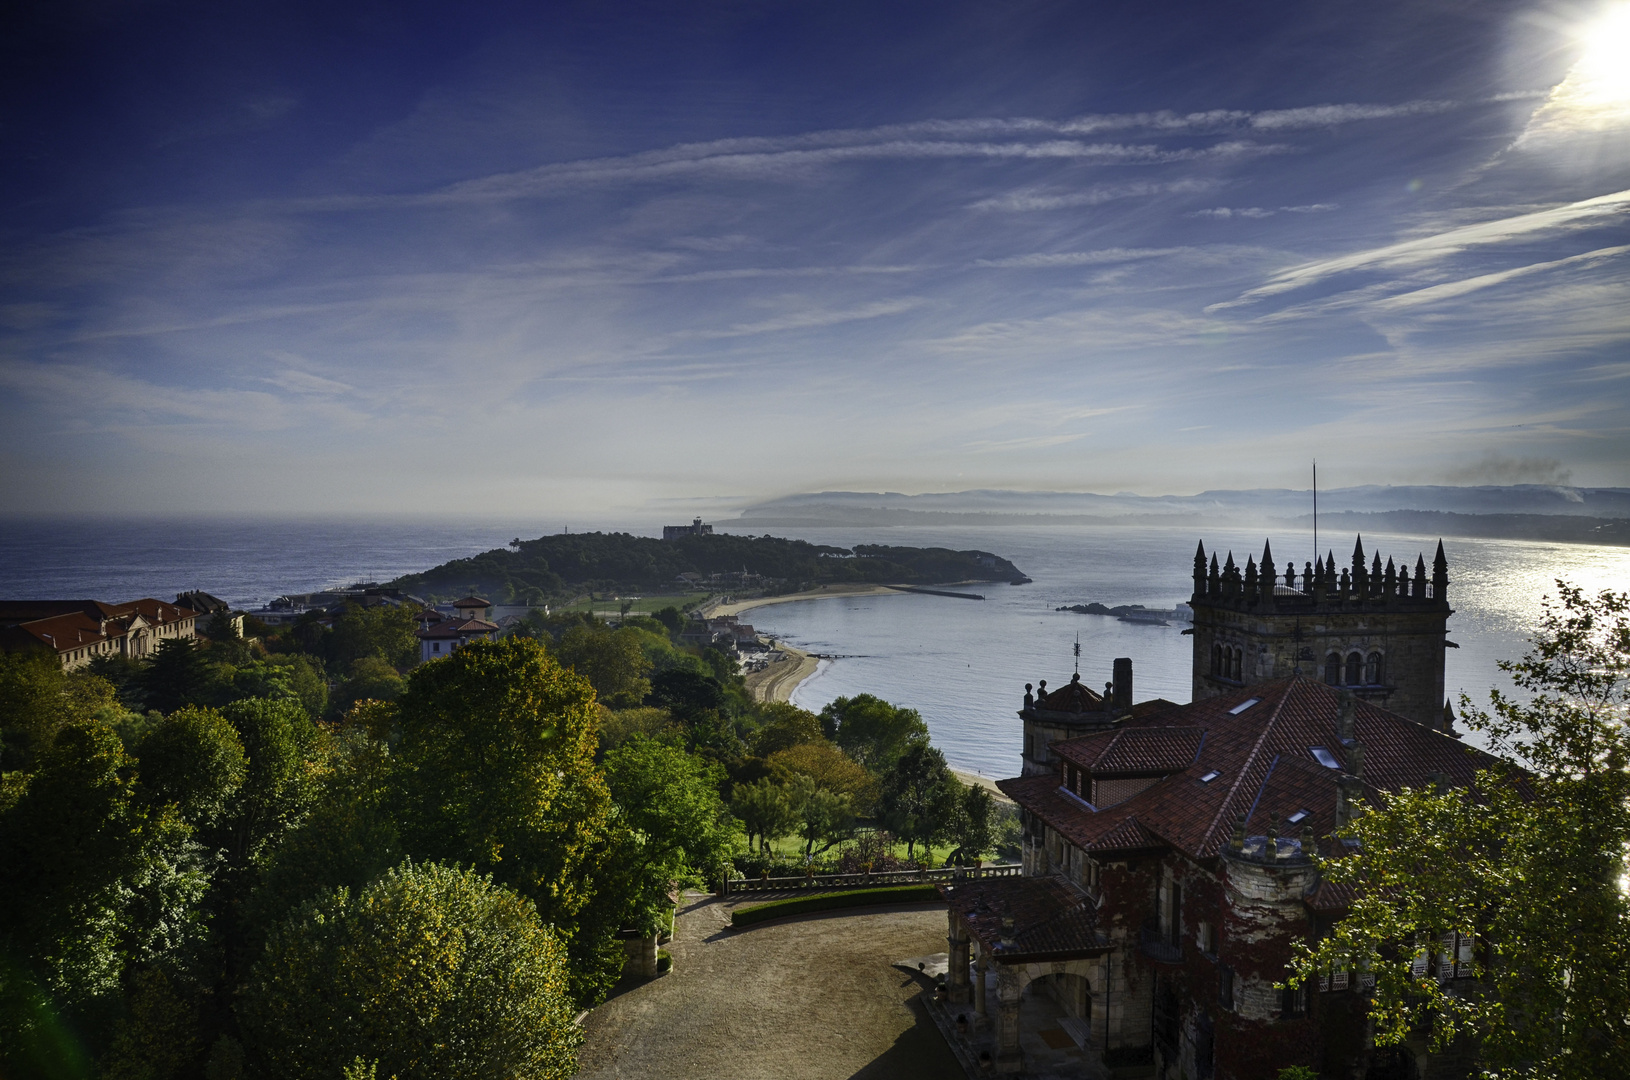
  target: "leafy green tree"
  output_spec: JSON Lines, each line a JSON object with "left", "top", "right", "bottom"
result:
{"left": 141, "top": 639, "right": 215, "bottom": 715}
{"left": 766, "top": 740, "right": 877, "bottom": 814}
{"left": 0, "top": 722, "right": 209, "bottom": 1079}
{"left": 602, "top": 737, "right": 735, "bottom": 933}
{"left": 87, "top": 654, "right": 146, "bottom": 711}
{"left": 1, "top": 650, "right": 76, "bottom": 771}
{"left": 238, "top": 861, "right": 581, "bottom": 1080}
{"left": 226, "top": 656, "right": 327, "bottom": 721}
{"left": 391, "top": 638, "right": 615, "bottom": 1002}
{"left": 1291, "top": 584, "right": 1630, "bottom": 1080}
{"left": 730, "top": 777, "right": 799, "bottom": 853}
{"left": 651, "top": 606, "right": 684, "bottom": 635}
{"left": 555, "top": 624, "right": 653, "bottom": 707}
{"left": 646, "top": 668, "right": 726, "bottom": 721}
{"left": 328, "top": 657, "right": 405, "bottom": 719}
{"left": 945, "top": 782, "right": 997, "bottom": 865}
{"left": 819, "top": 694, "right": 929, "bottom": 773}
{"left": 879, "top": 742, "right": 959, "bottom": 862}
{"left": 596, "top": 705, "right": 676, "bottom": 754}
{"left": 751, "top": 702, "right": 824, "bottom": 757}
{"left": 327, "top": 603, "right": 420, "bottom": 672}
{"left": 216, "top": 698, "right": 326, "bottom": 873}
{"left": 786, "top": 775, "right": 854, "bottom": 859}
{"left": 245, "top": 730, "right": 403, "bottom": 956}
{"left": 135, "top": 706, "right": 247, "bottom": 829}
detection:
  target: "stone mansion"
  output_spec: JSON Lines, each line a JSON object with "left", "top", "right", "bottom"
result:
{"left": 938, "top": 536, "right": 1484, "bottom": 1080}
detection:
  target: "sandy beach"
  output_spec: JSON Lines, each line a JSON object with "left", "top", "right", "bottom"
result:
{"left": 742, "top": 640, "right": 821, "bottom": 703}
{"left": 709, "top": 582, "right": 907, "bottom": 618}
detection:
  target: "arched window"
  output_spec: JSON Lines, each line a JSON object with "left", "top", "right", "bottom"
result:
{"left": 1212, "top": 643, "right": 1222, "bottom": 675}
{"left": 1325, "top": 653, "right": 1341, "bottom": 685}
{"left": 1230, "top": 648, "right": 1242, "bottom": 682}
{"left": 1366, "top": 651, "right": 1384, "bottom": 685}
{"left": 1346, "top": 651, "right": 1364, "bottom": 686}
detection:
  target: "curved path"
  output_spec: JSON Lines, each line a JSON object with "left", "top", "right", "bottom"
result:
{"left": 576, "top": 893, "right": 961, "bottom": 1079}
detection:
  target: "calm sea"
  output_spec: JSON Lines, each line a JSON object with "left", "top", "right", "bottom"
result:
{"left": 3, "top": 516, "right": 1624, "bottom": 779}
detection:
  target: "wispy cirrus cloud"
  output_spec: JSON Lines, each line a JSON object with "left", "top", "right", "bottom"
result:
{"left": 683, "top": 298, "right": 926, "bottom": 339}
{"left": 968, "top": 179, "right": 1222, "bottom": 211}
{"left": 1192, "top": 203, "right": 1338, "bottom": 219}
{"left": 1212, "top": 188, "right": 1630, "bottom": 309}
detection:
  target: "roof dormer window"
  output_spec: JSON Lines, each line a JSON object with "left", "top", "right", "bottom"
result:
{"left": 1310, "top": 746, "right": 1342, "bottom": 769}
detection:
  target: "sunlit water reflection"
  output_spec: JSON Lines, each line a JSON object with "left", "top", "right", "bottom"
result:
{"left": 733, "top": 526, "right": 1630, "bottom": 778}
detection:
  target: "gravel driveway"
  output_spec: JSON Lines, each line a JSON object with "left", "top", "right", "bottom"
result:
{"left": 576, "top": 892, "right": 963, "bottom": 1079}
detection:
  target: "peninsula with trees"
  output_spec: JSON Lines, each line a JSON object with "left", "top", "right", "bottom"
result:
{"left": 388, "top": 531, "right": 1029, "bottom": 606}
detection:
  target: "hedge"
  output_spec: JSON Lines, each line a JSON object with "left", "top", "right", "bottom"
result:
{"left": 730, "top": 885, "right": 942, "bottom": 927}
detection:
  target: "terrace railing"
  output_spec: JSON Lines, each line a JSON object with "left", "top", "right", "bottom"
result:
{"left": 717, "top": 863, "right": 1020, "bottom": 897}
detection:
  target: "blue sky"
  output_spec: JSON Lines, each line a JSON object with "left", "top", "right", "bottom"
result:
{"left": 2, "top": 0, "right": 1627, "bottom": 517}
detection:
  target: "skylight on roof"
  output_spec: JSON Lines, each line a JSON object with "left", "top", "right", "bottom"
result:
{"left": 1228, "top": 698, "right": 1261, "bottom": 715}
{"left": 1310, "top": 746, "right": 1342, "bottom": 769}
{"left": 1199, "top": 770, "right": 1221, "bottom": 783}
{"left": 1286, "top": 809, "right": 1309, "bottom": 824}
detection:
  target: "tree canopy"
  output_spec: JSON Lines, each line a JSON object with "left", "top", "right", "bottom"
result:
{"left": 1291, "top": 584, "right": 1630, "bottom": 1079}
{"left": 239, "top": 861, "right": 580, "bottom": 1080}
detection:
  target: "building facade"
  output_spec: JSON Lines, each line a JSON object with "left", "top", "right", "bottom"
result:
{"left": 940, "top": 535, "right": 1483, "bottom": 1080}
{"left": 662, "top": 517, "right": 714, "bottom": 540}
{"left": 0, "top": 599, "right": 199, "bottom": 670}
{"left": 1188, "top": 537, "right": 1453, "bottom": 727}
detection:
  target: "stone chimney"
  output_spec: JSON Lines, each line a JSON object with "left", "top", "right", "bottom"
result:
{"left": 1112, "top": 657, "right": 1133, "bottom": 711}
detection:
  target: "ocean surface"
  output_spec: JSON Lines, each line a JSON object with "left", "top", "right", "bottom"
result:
{"left": 3, "top": 516, "right": 1625, "bottom": 779}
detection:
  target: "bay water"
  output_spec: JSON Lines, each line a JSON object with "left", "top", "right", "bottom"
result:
{"left": 3, "top": 516, "right": 1624, "bottom": 779}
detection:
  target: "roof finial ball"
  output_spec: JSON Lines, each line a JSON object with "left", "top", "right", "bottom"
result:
{"left": 1023, "top": 683, "right": 1034, "bottom": 710}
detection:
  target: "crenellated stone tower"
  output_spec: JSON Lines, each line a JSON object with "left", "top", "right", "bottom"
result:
{"left": 1189, "top": 536, "right": 1454, "bottom": 728}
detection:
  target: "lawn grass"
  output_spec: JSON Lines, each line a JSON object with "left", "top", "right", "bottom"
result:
{"left": 761, "top": 834, "right": 961, "bottom": 868}
{"left": 555, "top": 592, "right": 712, "bottom": 616}
{"left": 730, "top": 885, "right": 942, "bottom": 927}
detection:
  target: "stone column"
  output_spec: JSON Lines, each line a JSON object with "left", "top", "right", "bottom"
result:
{"left": 995, "top": 963, "right": 1024, "bottom": 1073}
{"left": 947, "top": 912, "right": 972, "bottom": 1004}
{"left": 639, "top": 932, "right": 659, "bottom": 978}
{"left": 972, "top": 952, "right": 989, "bottom": 1027}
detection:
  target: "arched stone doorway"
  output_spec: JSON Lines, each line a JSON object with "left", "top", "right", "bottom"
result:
{"left": 1029, "top": 970, "right": 1092, "bottom": 1022}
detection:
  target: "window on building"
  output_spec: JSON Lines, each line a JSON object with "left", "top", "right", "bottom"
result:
{"left": 1228, "top": 697, "right": 1261, "bottom": 715}
{"left": 1199, "top": 770, "right": 1221, "bottom": 783}
{"left": 1219, "top": 965, "right": 1235, "bottom": 1011}
{"left": 1310, "top": 746, "right": 1342, "bottom": 769}
{"left": 1162, "top": 880, "right": 1183, "bottom": 947}
{"left": 1280, "top": 983, "right": 1308, "bottom": 1018}
{"left": 1212, "top": 643, "right": 1222, "bottom": 674}
{"left": 1366, "top": 651, "right": 1384, "bottom": 685}
{"left": 433, "top": 642, "right": 441, "bottom": 652}
{"left": 1324, "top": 653, "right": 1341, "bottom": 685}
{"left": 1286, "top": 808, "right": 1309, "bottom": 824}
{"left": 1346, "top": 651, "right": 1364, "bottom": 686}
{"left": 1230, "top": 648, "right": 1242, "bottom": 681}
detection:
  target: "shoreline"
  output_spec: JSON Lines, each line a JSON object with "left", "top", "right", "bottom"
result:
{"left": 710, "top": 582, "right": 907, "bottom": 618}
{"left": 951, "top": 769, "right": 1014, "bottom": 803}
{"left": 743, "top": 639, "right": 822, "bottom": 704}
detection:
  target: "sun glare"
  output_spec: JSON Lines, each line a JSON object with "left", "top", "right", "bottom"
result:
{"left": 1517, "top": 1, "right": 1630, "bottom": 142}
{"left": 1572, "top": 2, "right": 1630, "bottom": 109}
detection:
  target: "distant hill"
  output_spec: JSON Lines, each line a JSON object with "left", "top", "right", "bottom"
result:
{"left": 1278, "top": 511, "right": 1630, "bottom": 547}
{"left": 739, "top": 484, "right": 1630, "bottom": 520}
{"left": 733, "top": 485, "right": 1630, "bottom": 544}
{"left": 389, "top": 532, "right": 1028, "bottom": 603}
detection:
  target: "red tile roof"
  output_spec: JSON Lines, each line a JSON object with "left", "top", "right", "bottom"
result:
{"left": 1054, "top": 726, "right": 1206, "bottom": 774}
{"left": 938, "top": 875, "right": 1111, "bottom": 962}
{"left": 1003, "top": 677, "right": 1500, "bottom": 862}
{"left": 415, "top": 618, "right": 499, "bottom": 639}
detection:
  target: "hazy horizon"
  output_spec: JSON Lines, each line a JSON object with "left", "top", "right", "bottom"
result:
{"left": 4, "top": 1, "right": 1628, "bottom": 516}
